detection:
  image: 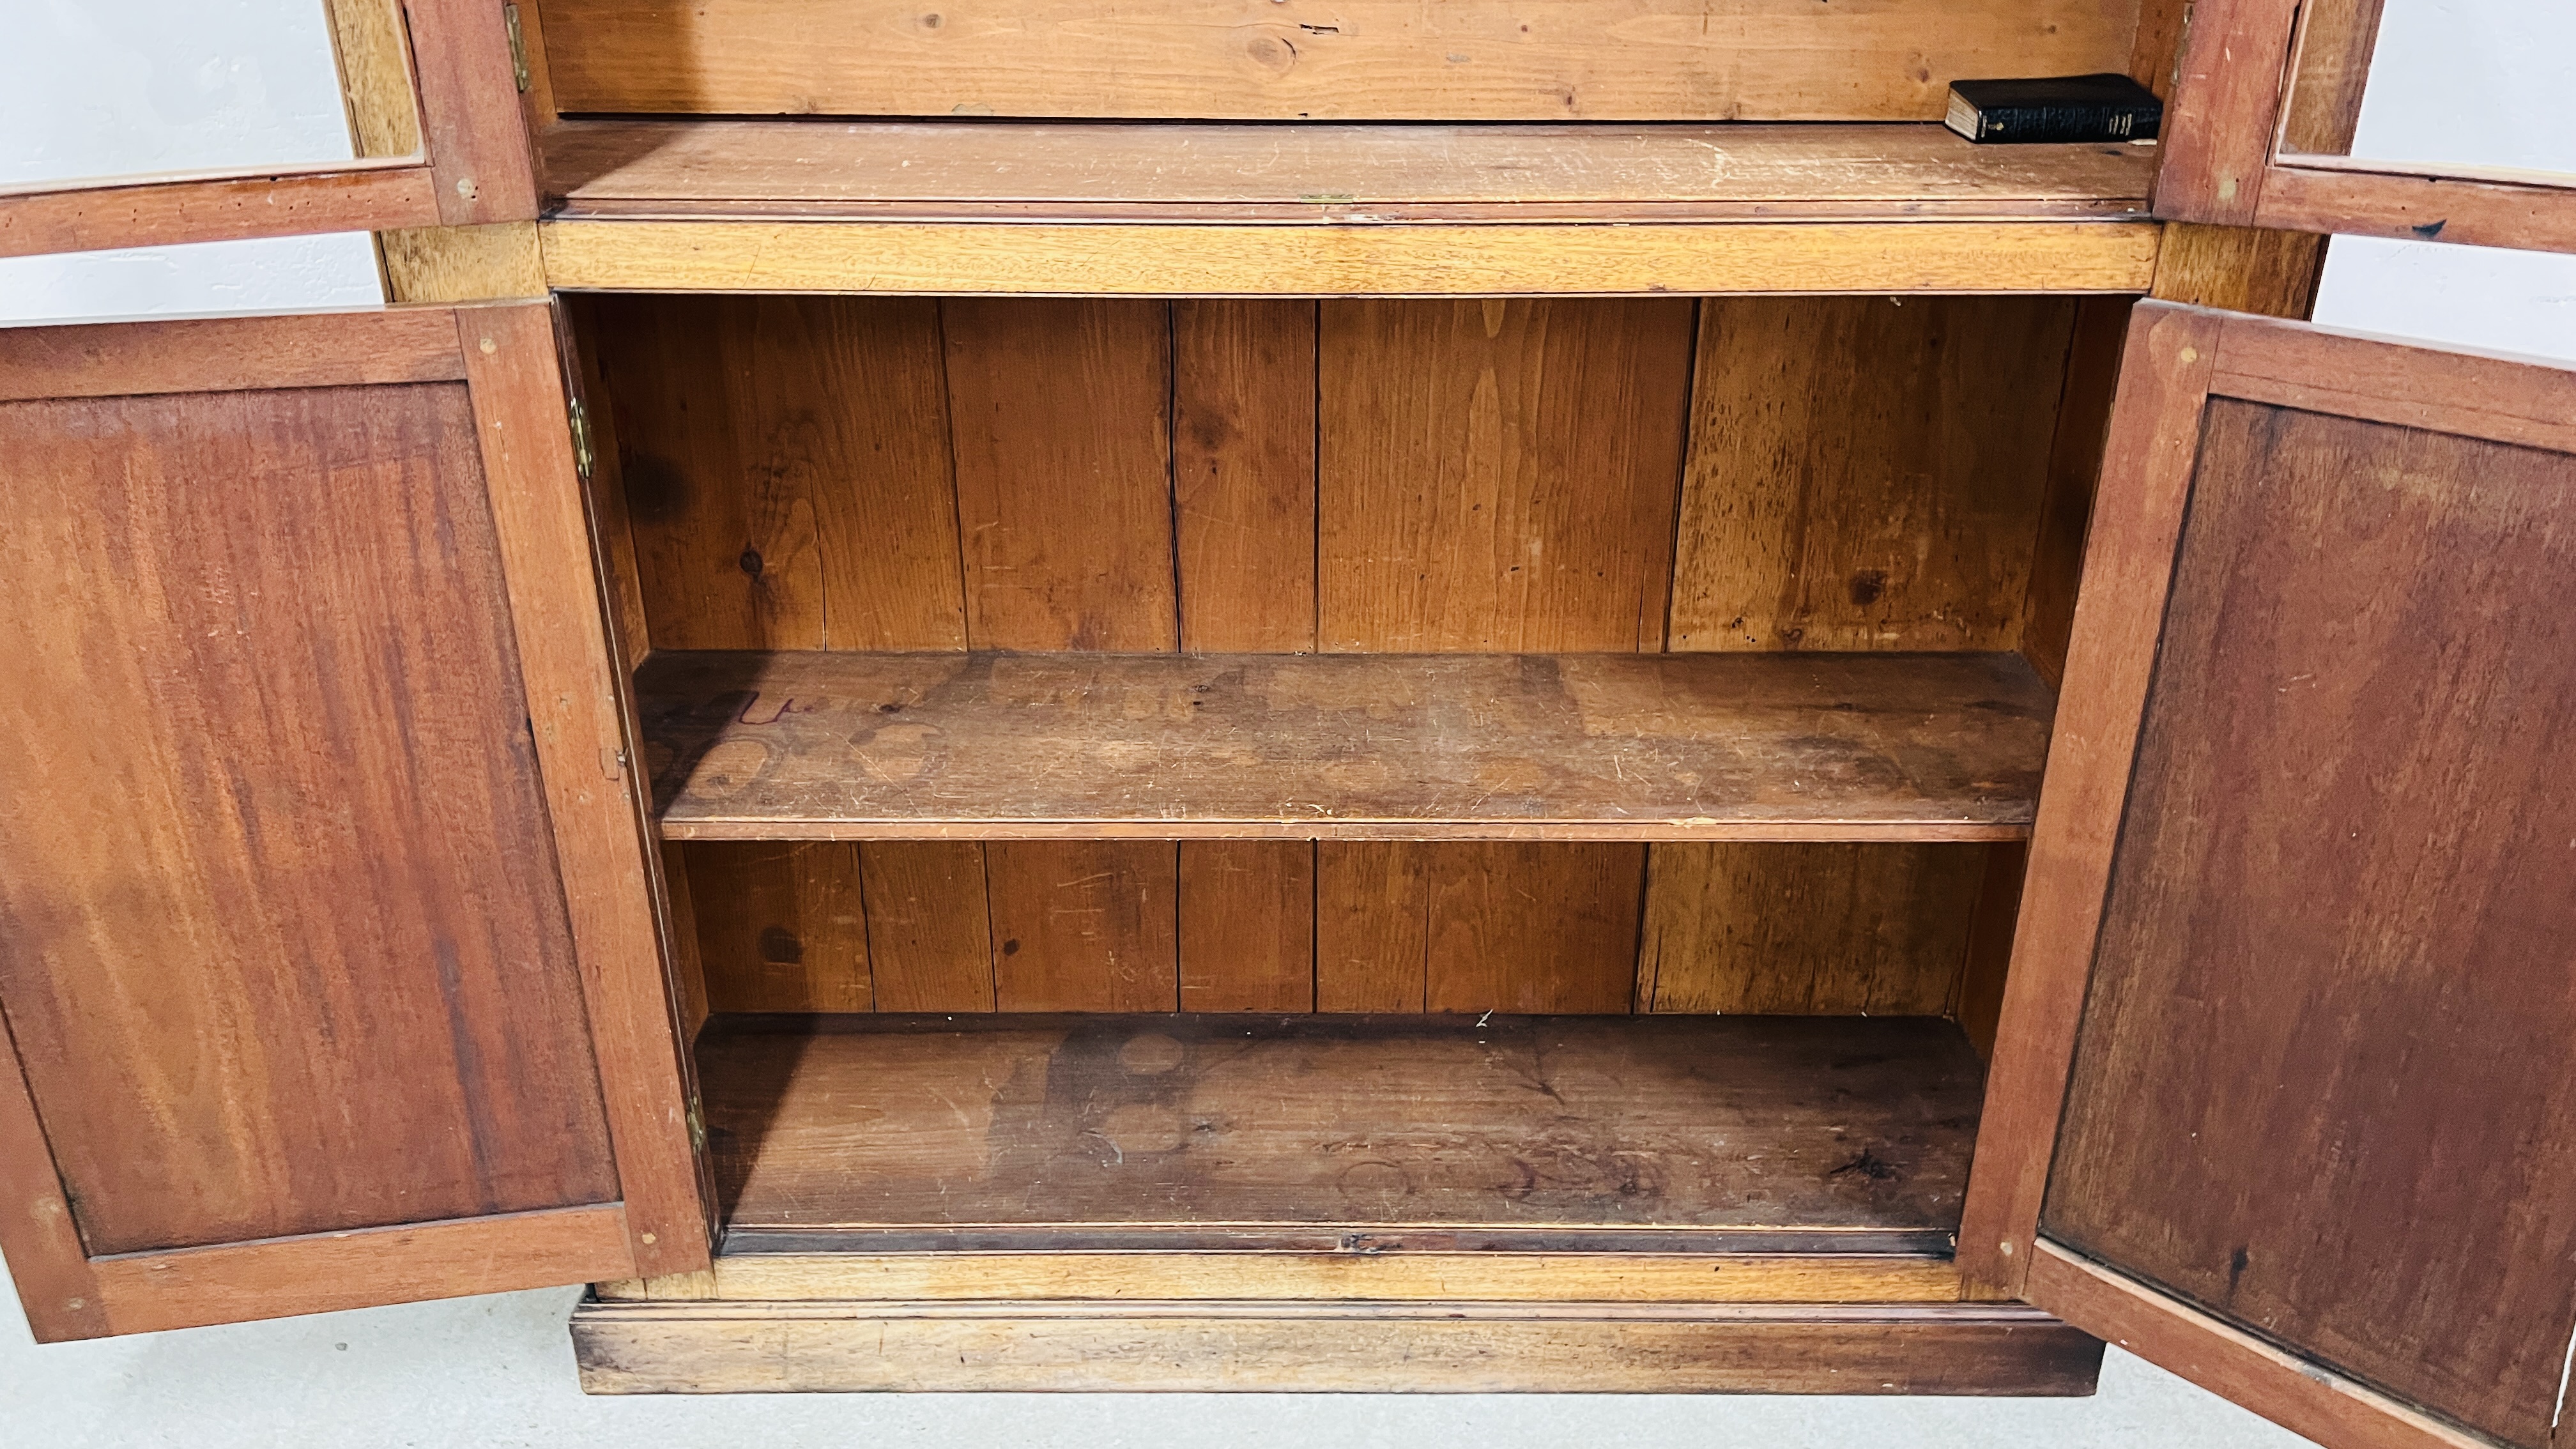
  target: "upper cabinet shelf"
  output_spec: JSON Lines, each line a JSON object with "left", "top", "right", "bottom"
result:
{"left": 544, "top": 121, "right": 2156, "bottom": 225}
{"left": 637, "top": 648, "right": 2054, "bottom": 843}
{"left": 533, "top": 121, "right": 2163, "bottom": 294}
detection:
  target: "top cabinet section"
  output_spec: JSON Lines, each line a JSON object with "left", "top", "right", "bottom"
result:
{"left": 528, "top": 0, "right": 2152, "bottom": 122}
{"left": 1, "top": 0, "right": 537, "bottom": 259}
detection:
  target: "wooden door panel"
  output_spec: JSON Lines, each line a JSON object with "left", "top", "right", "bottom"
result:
{"left": 1989, "top": 302, "right": 2576, "bottom": 1449}
{"left": 0, "top": 305, "right": 705, "bottom": 1340}
{"left": 0, "top": 381, "right": 618, "bottom": 1253}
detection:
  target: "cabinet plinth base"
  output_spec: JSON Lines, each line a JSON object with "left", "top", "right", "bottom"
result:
{"left": 569, "top": 1298, "right": 2103, "bottom": 1394}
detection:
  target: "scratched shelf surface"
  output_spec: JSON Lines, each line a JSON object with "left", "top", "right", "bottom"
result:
{"left": 699, "top": 1012, "right": 1986, "bottom": 1243}
{"left": 636, "top": 648, "right": 2054, "bottom": 842}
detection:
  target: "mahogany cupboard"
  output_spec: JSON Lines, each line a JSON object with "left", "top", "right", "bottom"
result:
{"left": 1, "top": 0, "right": 2570, "bottom": 1441}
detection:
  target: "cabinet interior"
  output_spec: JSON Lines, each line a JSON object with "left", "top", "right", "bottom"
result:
{"left": 568, "top": 289, "right": 2123, "bottom": 1276}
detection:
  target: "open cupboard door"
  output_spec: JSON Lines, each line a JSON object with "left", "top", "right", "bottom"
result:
{"left": 1961, "top": 300, "right": 2576, "bottom": 1449}
{"left": 0, "top": 303, "right": 707, "bottom": 1340}
{"left": 2154, "top": 0, "right": 2576, "bottom": 252}
{"left": 0, "top": 0, "right": 534, "bottom": 257}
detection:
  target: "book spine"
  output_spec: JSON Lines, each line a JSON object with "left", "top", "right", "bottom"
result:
{"left": 1970, "top": 105, "right": 2162, "bottom": 144}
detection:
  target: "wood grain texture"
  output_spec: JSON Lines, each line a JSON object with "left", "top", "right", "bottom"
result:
{"left": 0, "top": 308, "right": 464, "bottom": 401}
{"left": 944, "top": 298, "right": 1175, "bottom": 651}
{"left": 379, "top": 220, "right": 548, "bottom": 302}
{"left": 539, "top": 119, "right": 2159, "bottom": 221}
{"left": 535, "top": 0, "right": 2135, "bottom": 122}
{"left": 0, "top": 377, "right": 617, "bottom": 1257}
{"left": 2253, "top": 164, "right": 2576, "bottom": 259}
{"left": 2019, "top": 296, "right": 2135, "bottom": 690}
{"left": 1320, "top": 299, "right": 1690, "bottom": 652}
{"left": 658, "top": 842, "right": 712, "bottom": 1040}
{"left": 987, "top": 843, "right": 1181, "bottom": 1013}
{"left": 406, "top": 0, "right": 540, "bottom": 222}
{"left": 1313, "top": 843, "right": 1432, "bottom": 1012}
{"left": 2280, "top": 0, "right": 2389, "bottom": 156}
{"left": 1179, "top": 842, "right": 1315, "bottom": 1013}
{"left": 590, "top": 295, "right": 967, "bottom": 652}
{"left": 686, "top": 844, "right": 874, "bottom": 1012}
{"left": 1956, "top": 301, "right": 2221, "bottom": 1301}
{"left": 458, "top": 301, "right": 712, "bottom": 1276}
{"left": 2149, "top": 0, "right": 2298, "bottom": 225}
{"left": 574, "top": 1298, "right": 2103, "bottom": 1393}
{"left": 2148, "top": 221, "right": 2324, "bottom": 317}
{"left": 1641, "top": 845, "right": 1984, "bottom": 1015}
{"left": 321, "top": 0, "right": 423, "bottom": 157}
{"left": 700, "top": 1015, "right": 1985, "bottom": 1235}
{"left": 2029, "top": 1243, "right": 2492, "bottom": 1449}
{"left": 597, "top": 1249, "right": 1965, "bottom": 1304}
{"left": 90, "top": 1206, "right": 632, "bottom": 1337}
{"left": 637, "top": 650, "right": 2056, "bottom": 841}
{"left": 859, "top": 843, "right": 998, "bottom": 1013}
{"left": 1174, "top": 300, "right": 1317, "bottom": 654}
{"left": 0, "top": 165, "right": 440, "bottom": 260}
{"left": 535, "top": 219, "right": 2166, "bottom": 296}
{"left": 1667, "top": 296, "right": 2078, "bottom": 654}
{"left": 1951, "top": 843, "right": 2027, "bottom": 1062}
{"left": 2045, "top": 394, "right": 2576, "bottom": 1449}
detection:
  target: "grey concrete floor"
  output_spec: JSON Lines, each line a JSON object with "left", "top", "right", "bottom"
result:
{"left": 1, "top": 1261, "right": 2317, "bottom": 1449}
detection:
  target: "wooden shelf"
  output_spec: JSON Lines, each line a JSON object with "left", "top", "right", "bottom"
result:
{"left": 698, "top": 1013, "right": 1984, "bottom": 1251}
{"left": 533, "top": 120, "right": 2162, "bottom": 294}
{"left": 544, "top": 121, "right": 2156, "bottom": 224}
{"left": 637, "top": 649, "right": 2053, "bottom": 842}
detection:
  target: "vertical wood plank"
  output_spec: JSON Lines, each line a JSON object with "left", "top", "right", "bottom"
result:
{"left": 560, "top": 296, "right": 654, "bottom": 671}
{"left": 1179, "top": 841, "right": 1315, "bottom": 1013}
{"left": 861, "top": 843, "right": 997, "bottom": 1013}
{"left": 1319, "top": 298, "right": 1692, "bottom": 652}
{"left": 597, "top": 296, "right": 966, "bottom": 653}
{"left": 1423, "top": 843, "right": 1646, "bottom": 1015}
{"left": 659, "top": 842, "right": 712, "bottom": 1041}
{"left": 684, "top": 843, "right": 872, "bottom": 1013}
{"left": 1174, "top": 299, "right": 1321, "bottom": 1011}
{"left": 946, "top": 297, "right": 1176, "bottom": 652}
{"left": 1315, "top": 843, "right": 1432, "bottom": 1013}
{"left": 1666, "top": 296, "right": 2077, "bottom": 654}
{"left": 947, "top": 299, "right": 1181, "bottom": 1013}
{"left": 1175, "top": 299, "right": 1318, "bottom": 654}
{"left": 988, "top": 841, "right": 1180, "bottom": 1013}
{"left": 1952, "top": 843, "right": 2027, "bottom": 1061}
{"left": 1641, "top": 844, "right": 1984, "bottom": 1015}
{"left": 2021, "top": 297, "right": 2135, "bottom": 690}
{"left": 1315, "top": 300, "right": 1688, "bottom": 1015}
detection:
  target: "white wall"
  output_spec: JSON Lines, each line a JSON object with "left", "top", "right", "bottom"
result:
{"left": 0, "top": 0, "right": 381, "bottom": 323}
{"left": 2306, "top": 0, "right": 2576, "bottom": 362}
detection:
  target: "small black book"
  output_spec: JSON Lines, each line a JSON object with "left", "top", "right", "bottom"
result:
{"left": 1945, "top": 73, "right": 2163, "bottom": 144}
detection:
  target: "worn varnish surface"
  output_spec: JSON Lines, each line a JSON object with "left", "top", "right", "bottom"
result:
{"left": 638, "top": 650, "right": 2051, "bottom": 841}
{"left": 535, "top": 0, "right": 2136, "bottom": 122}
{"left": 540, "top": 121, "right": 2159, "bottom": 221}
{"left": 2044, "top": 401, "right": 2576, "bottom": 1449}
{"left": 0, "top": 383, "right": 618, "bottom": 1254}
{"left": 1641, "top": 844, "right": 1988, "bottom": 1015}
{"left": 699, "top": 1014, "right": 1983, "bottom": 1237}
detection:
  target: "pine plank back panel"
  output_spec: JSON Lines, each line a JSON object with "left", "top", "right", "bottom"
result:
{"left": 533, "top": 0, "right": 2139, "bottom": 123}
{"left": 588, "top": 295, "right": 2087, "bottom": 1020}
{"left": 2044, "top": 392, "right": 2576, "bottom": 1449}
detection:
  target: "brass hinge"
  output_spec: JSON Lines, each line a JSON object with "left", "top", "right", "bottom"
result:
{"left": 567, "top": 395, "right": 595, "bottom": 480}
{"left": 686, "top": 1096, "right": 708, "bottom": 1153}
{"left": 503, "top": 4, "right": 532, "bottom": 93}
